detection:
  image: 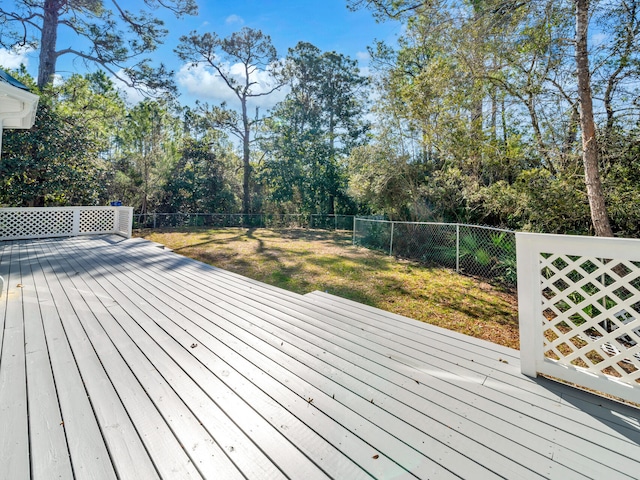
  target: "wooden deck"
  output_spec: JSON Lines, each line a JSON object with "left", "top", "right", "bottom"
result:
{"left": 1, "top": 235, "right": 639, "bottom": 479}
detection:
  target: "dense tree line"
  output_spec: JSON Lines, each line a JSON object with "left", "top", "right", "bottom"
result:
{"left": 0, "top": 69, "right": 240, "bottom": 211}
{"left": 1, "top": 0, "right": 640, "bottom": 237}
{"left": 348, "top": 0, "right": 640, "bottom": 237}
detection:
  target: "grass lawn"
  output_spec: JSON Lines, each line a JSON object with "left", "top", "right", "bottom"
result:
{"left": 137, "top": 227, "right": 519, "bottom": 349}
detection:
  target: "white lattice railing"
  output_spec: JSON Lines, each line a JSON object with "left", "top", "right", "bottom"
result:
{"left": 517, "top": 232, "right": 640, "bottom": 404}
{"left": 0, "top": 206, "right": 133, "bottom": 241}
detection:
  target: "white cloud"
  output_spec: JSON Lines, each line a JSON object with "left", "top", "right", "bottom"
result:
{"left": 356, "top": 51, "right": 370, "bottom": 61}
{"left": 176, "top": 62, "right": 289, "bottom": 109}
{"left": 0, "top": 46, "right": 34, "bottom": 69}
{"left": 225, "top": 14, "right": 244, "bottom": 25}
{"left": 52, "top": 73, "right": 64, "bottom": 87}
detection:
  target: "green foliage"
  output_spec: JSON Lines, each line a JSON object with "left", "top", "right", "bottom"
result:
{"left": 112, "top": 99, "right": 182, "bottom": 212}
{"left": 159, "top": 137, "right": 239, "bottom": 213}
{"left": 1, "top": 94, "right": 106, "bottom": 206}
{"left": 260, "top": 42, "right": 369, "bottom": 215}
{"left": 347, "top": 0, "right": 640, "bottom": 237}
{"left": 356, "top": 221, "right": 393, "bottom": 253}
{"left": 0, "top": 0, "right": 197, "bottom": 90}
{"left": 176, "top": 27, "right": 283, "bottom": 215}
{"left": 55, "top": 72, "right": 126, "bottom": 153}
{"left": 2, "top": 4, "right": 639, "bottom": 237}
{"left": 601, "top": 127, "right": 640, "bottom": 237}
{"left": 476, "top": 169, "right": 591, "bottom": 233}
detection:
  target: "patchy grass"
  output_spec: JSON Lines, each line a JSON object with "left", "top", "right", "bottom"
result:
{"left": 137, "top": 227, "right": 519, "bottom": 349}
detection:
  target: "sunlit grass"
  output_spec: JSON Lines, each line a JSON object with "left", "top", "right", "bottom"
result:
{"left": 138, "top": 227, "right": 519, "bottom": 349}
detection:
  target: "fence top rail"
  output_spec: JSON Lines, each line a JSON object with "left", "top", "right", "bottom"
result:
{"left": 516, "top": 231, "right": 640, "bottom": 257}
{"left": 354, "top": 217, "right": 514, "bottom": 233}
{"left": 135, "top": 212, "right": 310, "bottom": 217}
{"left": 0, "top": 206, "right": 122, "bottom": 211}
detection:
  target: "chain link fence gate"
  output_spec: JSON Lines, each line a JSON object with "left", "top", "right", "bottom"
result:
{"left": 353, "top": 218, "right": 517, "bottom": 289}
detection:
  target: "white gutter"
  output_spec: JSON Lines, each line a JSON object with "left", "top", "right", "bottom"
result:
{"left": 0, "top": 81, "right": 40, "bottom": 156}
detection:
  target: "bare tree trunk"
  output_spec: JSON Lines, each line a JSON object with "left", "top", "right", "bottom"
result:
{"left": 328, "top": 110, "right": 336, "bottom": 215}
{"left": 575, "top": 0, "right": 613, "bottom": 237}
{"left": 38, "top": 0, "right": 62, "bottom": 88}
{"left": 241, "top": 97, "right": 251, "bottom": 215}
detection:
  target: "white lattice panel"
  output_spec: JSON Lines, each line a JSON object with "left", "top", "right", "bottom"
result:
{"left": 80, "top": 209, "right": 115, "bottom": 234}
{"left": 540, "top": 254, "right": 640, "bottom": 384}
{"left": 0, "top": 209, "right": 73, "bottom": 239}
{"left": 0, "top": 207, "right": 133, "bottom": 240}
{"left": 517, "top": 232, "right": 640, "bottom": 404}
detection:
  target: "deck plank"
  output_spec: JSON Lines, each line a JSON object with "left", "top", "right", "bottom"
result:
{"left": 76, "top": 239, "right": 498, "bottom": 478}
{"left": 34, "top": 240, "right": 139, "bottom": 480}
{"left": 62, "top": 237, "right": 402, "bottom": 480}
{"left": 56, "top": 240, "right": 306, "bottom": 480}
{"left": 0, "top": 241, "right": 11, "bottom": 366}
{"left": 21, "top": 242, "right": 74, "bottom": 480}
{"left": 36, "top": 239, "right": 208, "bottom": 480}
{"left": 71, "top": 238, "right": 591, "bottom": 478}
{"left": 98, "top": 238, "right": 640, "bottom": 478}
{"left": 140, "top": 247, "right": 640, "bottom": 443}
{"left": 304, "top": 292, "right": 640, "bottom": 441}
{"left": 30, "top": 241, "right": 119, "bottom": 480}
{"left": 2, "top": 235, "right": 640, "bottom": 479}
{"left": 0, "top": 242, "right": 30, "bottom": 479}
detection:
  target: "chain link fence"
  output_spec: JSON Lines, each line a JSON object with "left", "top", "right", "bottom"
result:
{"left": 353, "top": 218, "right": 517, "bottom": 288}
{"left": 133, "top": 213, "right": 354, "bottom": 231}
{"left": 309, "top": 214, "right": 354, "bottom": 231}
{"left": 133, "top": 213, "right": 514, "bottom": 287}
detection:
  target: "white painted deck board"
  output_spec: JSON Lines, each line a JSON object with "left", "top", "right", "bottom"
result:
{"left": 56, "top": 240, "right": 321, "bottom": 480}
{"left": 36, "top": 240, "right": 201, "bottom": 480}
{"left": 115, "top": 246, "right": 636, "bottom": 436}
{"left": 105, "top": 245, "right": 634, "bottom": 478}
{"left": 65, "top": 238, "right": 632, "bottom": 476}
{"left": 69, "top": 236, "right": 640, "bottom": 478}
{"left": 153, "top": 251, "right": 640, "bottom": 447}
{"left": 21, "top": 243, "right": 74, "bottom": 480}
{"left": 73, "top": 240, "right": 520, "bottom": 478}
{"left": 0, "top": 242, "right": 30, "bottom": 480}
{"left": 62, "top": 237, "right": 405, "bottom": 479}
{"left": 1, "top": 235, "right": 639, "bottom": 479}
{"left": 303, "top": 292, "right": 640, "bottom": 448}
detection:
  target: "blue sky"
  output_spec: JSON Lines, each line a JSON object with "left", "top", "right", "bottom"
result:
{"left": 0, "top": 0, "right": 402, "bottom": 107}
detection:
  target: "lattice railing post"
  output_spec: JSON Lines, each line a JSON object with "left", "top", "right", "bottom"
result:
{"left": 115, "top": 207, "right": 133, "bottom": 238}
{"left": 72, "top": 208, "right": 80, "bottom": 236}
{"left": 516, "top": 233, "right": 542, "bottom": 377}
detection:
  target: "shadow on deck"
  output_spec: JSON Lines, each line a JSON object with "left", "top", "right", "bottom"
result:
{"left": 0, "top": 235, "right": 638, "bottom": 479}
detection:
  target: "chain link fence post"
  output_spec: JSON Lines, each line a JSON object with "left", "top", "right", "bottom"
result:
{"left": 389, "top": 221, "right": 395, "bottom": 256}
{"left": 456, "top": 223, "right": 460, "bottom": 273}
{"left": 353, "top": 217, "right": 357, "bottom": 245}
